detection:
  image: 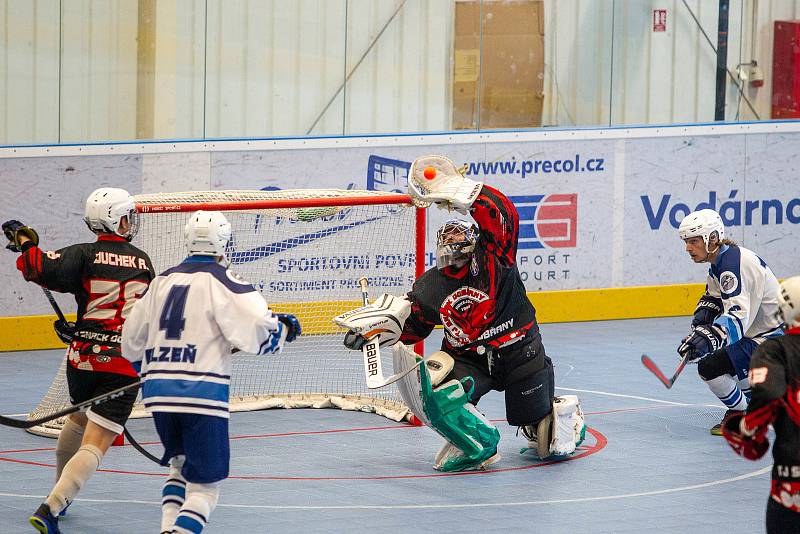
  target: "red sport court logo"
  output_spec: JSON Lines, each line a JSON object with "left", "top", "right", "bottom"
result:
{"left": 509, "top": 194, "right": 577, "bottom": 249}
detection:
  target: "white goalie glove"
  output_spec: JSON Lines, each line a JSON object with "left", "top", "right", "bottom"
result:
{"left": 333, "top": 293, "right": 411, "bottom": 348}
{"left": 408, "top": 155, "right": 483, "bottom": 214}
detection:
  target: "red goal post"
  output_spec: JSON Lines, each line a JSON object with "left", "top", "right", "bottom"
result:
{"left": 26, "top": 189, "right": 426, "bottom": 437}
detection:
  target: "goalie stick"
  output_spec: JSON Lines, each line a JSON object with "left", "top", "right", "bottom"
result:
{"left": 641, "top": 353, "right": 690, "bottom": 389}
{"left": 358, "top": 277, "right": 422, "bottom": 389}
{"left": 0, "top": 380, "right": 141, "bottom": 429}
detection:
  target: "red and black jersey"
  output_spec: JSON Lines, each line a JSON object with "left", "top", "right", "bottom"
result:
{"left": 17, "top": 234, "right": 155, "bottom": 377}
{"left": 745, "top": 331, "right": 800, "bottom": 512}
{"left": 401, "top": 185, "right": 539, "bottom": 356}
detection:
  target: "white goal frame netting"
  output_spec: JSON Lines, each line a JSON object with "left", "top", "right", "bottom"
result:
{"left": 27, "top": 189, "right": 426, "bottom": 437}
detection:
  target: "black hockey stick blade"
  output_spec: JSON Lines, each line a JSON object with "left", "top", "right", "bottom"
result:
{"left": 0, "top": 381, "right": 141, "bottom": 429}
{"left": 123, "top": 427, "right": 168, "bottom": 466}
{"left": 641, "top": 353, "right": 689, "bottom": 389}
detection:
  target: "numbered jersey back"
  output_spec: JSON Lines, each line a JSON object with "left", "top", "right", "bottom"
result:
{"left": 76, "top": 237, "right": 154, "bottom": 333}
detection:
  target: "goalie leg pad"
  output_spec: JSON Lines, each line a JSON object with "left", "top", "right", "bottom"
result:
{"left": 433, "top": 440, "right": 500, "bottom": 472}
{"left": 393, "top": 344, "right": 429, "bottom": 426}
{"left": 522, "top": 395, "right": 586, "bottom": 459}
{"left": 551, "top": 395, "right": 586, "bottom": 456}
{"left": 420, "top": 361, "right": 499, "bottom": 472}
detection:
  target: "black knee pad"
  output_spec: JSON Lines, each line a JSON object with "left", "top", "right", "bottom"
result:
{"left": 505, "top": 356, "right": 554, "bottom": 426}
{"left": 697, "top": 347, "right": 735, "bottom": 380}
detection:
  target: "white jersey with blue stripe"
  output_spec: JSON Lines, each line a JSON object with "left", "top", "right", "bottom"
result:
{"left": 122, "top": 256, "right": 281, "bottom": 418}
{"left": 704, "top": 244, "right": 782, "bottom": 344}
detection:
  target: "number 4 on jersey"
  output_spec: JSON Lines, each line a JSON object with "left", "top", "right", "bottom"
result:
{"left": 159, "top": 285, "right": 189, "bottom": 340}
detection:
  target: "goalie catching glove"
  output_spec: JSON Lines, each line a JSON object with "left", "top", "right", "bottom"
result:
{"left": 408, "top": 155, "right": 483, "bottom": 214}
{"left": 334, "top": 293, "right": 411, "bottom": 349}
{"left": 2, "top": 220, "right": 39, "bottom": 252}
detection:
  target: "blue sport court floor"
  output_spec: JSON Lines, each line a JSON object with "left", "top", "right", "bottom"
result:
{"left": 0, "top": 317, "right": 774, "bottom": 533}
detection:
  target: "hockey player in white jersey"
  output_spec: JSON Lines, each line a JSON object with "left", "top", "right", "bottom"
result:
{"left": 122, "top": 210, "right": 300, "bottom": 534}
{"left": 677, "top": 209, "right": 782, "bottom": 435}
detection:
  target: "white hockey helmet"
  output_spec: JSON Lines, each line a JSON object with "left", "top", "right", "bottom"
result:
{"left": 436, "top": 219, "right": 478, "bottom": 270}
{"left": 777, "top": 276, "right": 800, "bottom": 330}
{"left": 184, "top": 210, "right": 232, "bottom": 258}
{"left": 678, "top": 209, "right": 725, "bottom": 252}
{"left": 83, "top": 187, "right": 139, "bottom": 240}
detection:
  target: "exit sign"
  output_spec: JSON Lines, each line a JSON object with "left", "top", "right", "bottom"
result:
{"left": 653, "top": 9, "right": 667, "bottom": 32}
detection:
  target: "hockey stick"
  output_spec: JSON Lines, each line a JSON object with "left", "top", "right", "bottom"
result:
{"left": 123, "top": 427, "right": 167, "bottom": 466}
{"left": 0, "top": 380, "right": 141, "bottom": 429}
{"left": 35, "top": 287, "right": 165, "bottom": 465}
{"left": 641, "top": 353, "right": 690, "bottom": 389}
{"left": 358, "top": 277, "right": 422, "bottom": 389}
{"left": 41, "top": 287, "right": 67, "bottom": 323}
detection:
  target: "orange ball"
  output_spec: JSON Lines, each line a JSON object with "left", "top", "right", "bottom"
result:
{"left": 423, "top": 166, "right": 437, "bottom": 180}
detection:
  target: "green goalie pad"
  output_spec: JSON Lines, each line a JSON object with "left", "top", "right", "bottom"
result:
{"left": 419, "top": 359, "right": 500, "bottom": 472}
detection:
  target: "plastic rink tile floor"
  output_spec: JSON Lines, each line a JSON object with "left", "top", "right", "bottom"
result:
{"left": 0, "top": 317, "right": 773, "bottom": 533}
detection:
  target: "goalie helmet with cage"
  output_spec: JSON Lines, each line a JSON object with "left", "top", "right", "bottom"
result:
{"left": 678, "top": 209, "right": 725, "bottom": 253}
{"left": 777, "top": 275, "right": 800, "bottom": 330}
{"left": 83, "top": 187, "right": 140, "bottom": 240}
{"left": 436, "top": 219, "right": 479, "bottom": 270}
{"left": 185, "top": 210, "right": 232, "bottom": 258}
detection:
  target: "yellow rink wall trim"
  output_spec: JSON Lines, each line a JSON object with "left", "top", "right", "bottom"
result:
{"left": 0, "top": 284, "right": 706, "bottom": 353}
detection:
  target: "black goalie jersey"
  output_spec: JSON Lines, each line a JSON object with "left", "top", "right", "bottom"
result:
{"left": 400, "top": 185, "right": 539, "bottom": 356}
{"left": 17, "top": 235, "right": 155, "bottom": 377}
{"left": 745, "top": 331, "right": 800, "bottom": 512}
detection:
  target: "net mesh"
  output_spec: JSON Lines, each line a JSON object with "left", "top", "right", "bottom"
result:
{"left": 27, "top": 189, "right": 421, "bottom": 436}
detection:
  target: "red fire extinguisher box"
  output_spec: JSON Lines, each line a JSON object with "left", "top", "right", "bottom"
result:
{"left": 772, "top": 20, "right": 800, "bottom": 119}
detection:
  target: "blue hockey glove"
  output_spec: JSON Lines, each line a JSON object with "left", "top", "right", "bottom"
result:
{"left": 691, "top": 295, "right": 723, "bottom": 328}
{"left": 678, "top": 324, "right": 726, "bottom": 362}
{"left": 276, "top": 313, "right": 301, "bottom": 342}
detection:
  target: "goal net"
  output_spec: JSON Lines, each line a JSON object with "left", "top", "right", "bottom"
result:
{"left": 27, "top": 189, "right": 425, "bottom": 437}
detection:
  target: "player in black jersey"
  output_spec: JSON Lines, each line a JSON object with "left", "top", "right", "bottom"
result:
{"left": 336, "top": 156, "right": 584, "bottom": 471}
{"left": 4, "top": 187, "right": 154, "bottom": 534}
{"left": 722, "top": 275, "right": 800, "bottom": 534}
